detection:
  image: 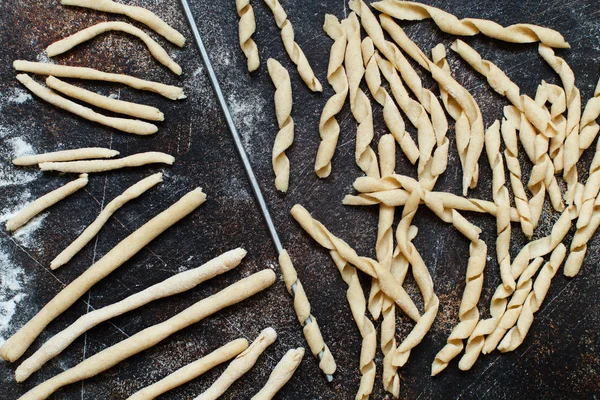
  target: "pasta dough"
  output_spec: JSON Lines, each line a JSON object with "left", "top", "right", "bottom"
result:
{"left": 13, "top": 147, "right": 119, "bottom": 166}
{"left": 16, "top": 74, "right": 158, "bottom": 135}
{"left": 344, "top": 13, "right": 379, "bottom": 178}
{"left": 46, "top": 77, "right": 164, "bottom": 121}
{"left": 291, "top": 204, "right": 421, "bottom": 323}
{"left": 315, "top": 14, "right": 348, "bottom": 178}
{"left": 267, "top": 58, "right": 294, "bottom": 192}
{"left": 61, "top": 0, "right": 186, "bottom": 47}
{"left": 236, "top": 0, "right": 260, "bottom": 72}
{"left": 17, "top": 270, "right": 276, "bottom": 400}
{"left": 128, "top": 338, "right": 249, "bottom": 400}
{"left": 262, "top": 0, "right": 322, "bottom": 92}
{"left": 51, "top": 173, "right": 163, "bottom": 270}
{"left": 14, "top": 60, "right": 185, "bottom": 100}
{"left": 565, "top": 194, "right": 600, "bottom": 277}
{"left": 39, "top": 152, "right": 175, "bottom": 173}
{"left": 5, "top": 174, "right": 88, "bottom": 232}
{"left": 579, "top": 76, "right": 600, "bottom": 152}
{"left": 278, "top": 250, "right": 336, "bottom": 377}
{"left": 329, "top": 251, "right": 376, "bottom": 400}
{"left": 195, "top": 327, "right": 278, "bottom": 400}
{"left": 0, "top": 188, "right": 206, "bottom": 363}
{"left": 47, "top": 21, "right": 182, "bottom": 75}
{"left": 251, "top": 348, "right": 304, "bottom": 400}
{"left": 371, "top": 1, "right": 570, "bottom": 48}
{"left": 362, "top": 38, "right": 418, "bottom": 165}
{"left": 16, "top": 248, "right": 247, "bottom": 381}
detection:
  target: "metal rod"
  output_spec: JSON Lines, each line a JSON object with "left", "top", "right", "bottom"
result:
{"left": 179, "top": 0, "right": 283, "bottom": 255}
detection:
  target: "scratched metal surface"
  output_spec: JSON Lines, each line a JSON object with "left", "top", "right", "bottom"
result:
{"left": 0, "top": 0, "right": 599, "bottom": 399}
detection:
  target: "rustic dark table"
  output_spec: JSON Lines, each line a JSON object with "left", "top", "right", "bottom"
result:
{"left": 0, "top": 0, "right": 599, "bottom": 399}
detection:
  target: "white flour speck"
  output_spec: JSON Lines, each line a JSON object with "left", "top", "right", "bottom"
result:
{"left": 0, "top": 138, "right": 39, "bottom": 187}
{"left": 8, "top": 137, "right": 34, "bottom": 157}
{"left": 12, "top": 213, "right": 48, "bottom": 250}
{"left": 0, "top": 249, "right": 27, "bottom": 347}
{"left": 7, "top": 87, "right": 32, "bottom": 105}
{"left": 228, "top": 89, "right": 267, "bottom": 157}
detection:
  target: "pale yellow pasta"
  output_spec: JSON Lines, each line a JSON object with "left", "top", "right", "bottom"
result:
{"left": 316, "top": 15, "right": 348, "bottom": 178}
{"left": 236, "top": 0, "right": 260, "bottom": 72}
{"left": 535, "top": 81, "right": 567, "bottom": 172}
{"left": 46, "top": 21, "right": 181, "bottom": 75}
{"left": 350, "top": 0, "right": 447, "bottom": 182}
{"left": 262, "top": 0, "right": 322, "bottom": 92}
{"left": 392, "top": 191, "right": 439, "bottom": 368}
{"left": 565, "top": 195, "right": 600, "bottom": 277}
{"left": 539, "top": 44, "right": 581, "bottom": 204}
{"left": 433, "top": 122, "right": 506, "bottom": 375}
{"left": 499, "top": 244, "right": 568, "bottom": 352}
{"left": 251, "top": 348, "right": 304, "bottom": 400}
{"left": 13, "top": 147, "right": 119, "bottom": 166}
{"left": 344, "top": 12, "right": 379, "bottom": 178}
{"left": 500, "top": 115, "right": 534, "bottom": 238}
{"left": 46, "top": 77, "right": 164, "bottom": 122}
{"left": 50, "top": 173, "right": 163, "bottom": 270}
{"left": 451, "top": 39, "right": 557, "bottom": 138}
{"left": 16, "top": 74, "right": 158, "bottom": 135}
{"left": 362, "top": 38, "right": 419, "bottom": 164}
{"left": 460, "top": 209, "right": 573, "bottom": 370}
{"left": 371, "top": 0, "right": 570, "bottom": 48}
{"left": 370, "top": 135, "right": 399, "bottom": 397}
{"left": 379, "top": 18, "right": 482, "bottom": 194}
{"left": 39, "top": 152, "right": 175, "bottom": 173}
{"left": 486, "top": 244, "right": 566, "bottom": 352}
{"left": 278, "top": 250, "right": 336, "bottom": 376}
{"left": 14, "top": 61, "right": 185, "bottom": 100}
{"left": 329, "top": 251, "right": 376, "bottom": 400}
{"left": 579, "top": 76, "right": 600, "bottom": 152}
{"left": 267, "top": 58, "right": 294, "bottom": 192}
{"left": 577, "top": 142, "right": 600, "bottom": 230}
{"left": 6, "top": 174, "right": 88, "bottom": 232}
{"left": 196, "top": 328, "right": 278, "bottom": 400}
{"left": 61, "top": 0, "right": 185, "bottom": 47}
{"left": 290, "top": 204, "right": 420, "bottom": 322}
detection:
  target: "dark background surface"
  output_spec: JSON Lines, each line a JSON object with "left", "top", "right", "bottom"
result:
{"left": 0, "top": 0, "right": 598, "bottom": 399}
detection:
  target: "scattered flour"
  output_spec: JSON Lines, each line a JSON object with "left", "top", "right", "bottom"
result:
{"left": 6, "top": 87, "right": 32, "bottom": 106}
{"left": 12, "top": 213, "right": 48, "bottom": 250}
{"left": 228, "top": 89, "right": 267, "bottom": 157}
{"left": 0, "top": 137, "right": 40, "bottom": 188}
{"left": 0, "top": 247, "right": 27, "bottom": 347}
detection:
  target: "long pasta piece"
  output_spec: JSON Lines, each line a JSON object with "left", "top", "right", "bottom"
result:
{"left": 39, "top": 152, "right": 175, "bottom": 173}
{"left": 0, "top": 188, "right": 206, "bottom": 362}
{"left": 17, "top": 270, "right": 276, "bottom": 400}
{"left": 47, "top": 21, "right": 182, "bottom": 75}
{"left": 251, "top": 348, "right": 304, "bottom": 400}
{"left": 61, "top": 0, "right": 186, "bottom": 47}
{"left": 371, "top": 1, "right": 569, "bottom": 48}
{"left": 13, "top": 147, "right": 119, "bottom": 166}
{"left": 16, "top": 74, "right": 158, "bottom": 135}
{"left": 16, "top": 248, "right": 247, "bottom": 381}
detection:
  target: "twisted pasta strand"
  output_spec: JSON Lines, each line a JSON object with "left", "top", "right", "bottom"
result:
{"left": 379, "top": 20, "right": 482, "bottom": 194}
{"left": 498, "top": 244, "right": 568, "bottom": 352}
{"left": 290, "top": 204, "right": 421, "bottom": 322}
{"left": 539, "top": 44, "right": 581, "bottom": 204}
{"left": 236, "top": 0, "right": 260, "bottom": 72}
{"left": 500, "top": 115, "right": 534, "bottom": 238}
{"left": 565, "top": 194, "right": 600, "bottom": 277}
{"left": 487, "top": 244, "right": 566, "bottom": 352}
{"left": 362, "top": 38, "right": 419, "bottom": 164}
{"left": 278, "top": 250, "right": 336, "bottom": 377}
{"left": 371, "top": 0, "right": 569, "bottom": 48}
{"left": 535, "top": 81, "right": 567, "bottom": 172}
{"left": 345, "top": 12, "right": 380, "bottom": 178}
{"left": 316, "top": 15, "right": 349, "bottom": 178}
{"left": 263, "top": 0, "right": 322, "bottom": 91}
{"left": 267, "top": 58, "right": 294, "bottom": 192}
{"left": 460, "top": 209, "right": 573, "bottom": 370}
{"left": 330, "top": 251, "right": 377, "bottom": 400}
{"left": 579, "top": 76, "right": 600, "bottom": 152}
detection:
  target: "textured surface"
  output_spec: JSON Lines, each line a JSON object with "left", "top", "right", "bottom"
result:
{"left": 0, "top": 0, "right": 599, "bottom": 399}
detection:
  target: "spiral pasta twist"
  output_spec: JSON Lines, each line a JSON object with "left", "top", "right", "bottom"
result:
{"left": 371, "top": 1, "right": 569, "bottom": 48}
{"left": 316, "top": 15, "right": 349, "bottom": 178}
{"left": 565, "top": 194, "right": 600, "bottom": 277}
{"left": 278, "top": 250, "right": 336, "bottom": 377}
{"left": 579, "top": 76, "right": 600, "bottom": 152}
{"left": 267, "top": 58, "right": 294, "bottom": 192}
{"left": 236, "top": 0, "right": 259, "bottom": 72}
{"left": 263, "top": 0, "right": 322, "bottom": 92}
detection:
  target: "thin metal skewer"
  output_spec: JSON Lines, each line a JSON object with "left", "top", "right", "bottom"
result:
{"left": 179, "top": 0, "right": 283, "bottom": 255}
{"left": 179, "top": 1, "right": 334, "bottom": 383}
